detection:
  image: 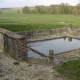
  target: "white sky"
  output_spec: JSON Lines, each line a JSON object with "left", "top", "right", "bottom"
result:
{"left": 0, "top": 0, "right": 79, "bottom": 8}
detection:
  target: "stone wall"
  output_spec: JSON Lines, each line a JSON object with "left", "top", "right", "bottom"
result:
{"left": 68, "top": 28, "right": 80, "bottom": 36}
{"left": 17, "top": 28, "right": 68, "bottom": 41}
{"left": 0, "top": 28, "right": 27, "bottom": 61}
{"left": 17, "top": 27, "right": 80, "bottom": 41}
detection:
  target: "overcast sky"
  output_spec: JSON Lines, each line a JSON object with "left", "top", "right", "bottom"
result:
{"left": 0, "top": 0, "right": 79, "bottom": 8}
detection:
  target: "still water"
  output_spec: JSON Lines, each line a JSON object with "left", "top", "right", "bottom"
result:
{"left": 28, "top": 37, "right": 80, "bottom": 58}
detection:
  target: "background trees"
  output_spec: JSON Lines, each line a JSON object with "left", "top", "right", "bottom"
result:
{"left": 22, "top": 6, "right": 30, "bottom": 14}
{"left": 22, "top": 3, "right": 80, "bottom": 15}
{"left": 0, "top": 9, "right": 2, "bottom": 14}
{"left": 0, "top": 11, "right": 2, "bottom": 14}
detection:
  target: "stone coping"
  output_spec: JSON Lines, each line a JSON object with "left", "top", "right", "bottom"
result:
{"left": 27, "top": 36, "right": 65, "bottom": 42}
{"left": 66, "top": 35, "right": 80, "bottom": 40}
{"left": 27, "top": 35, "right": 80, "bottom": 42}
{"left": 0, "top": 28, "right": 26, "bottom": 39}
{"left": 55, "top": 48, "right": 80, "bottom": 56}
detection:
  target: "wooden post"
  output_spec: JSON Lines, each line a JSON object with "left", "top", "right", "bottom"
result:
{"left": 49, "top": 50, "right": 54, "bottom": 63}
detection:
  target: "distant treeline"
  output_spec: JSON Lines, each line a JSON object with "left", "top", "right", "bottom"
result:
{"left": 22, "top": 3, "right": 80, "bottom": 15}
{"left": 1, "top": 8, "right": 12, "bottom": 10}
{"left": 0, "top": 8, "right": 12, "bottom": 14}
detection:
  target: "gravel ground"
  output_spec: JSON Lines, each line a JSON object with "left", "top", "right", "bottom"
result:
{"left": 0, "top": 52, "right": 63, "bottom": 80}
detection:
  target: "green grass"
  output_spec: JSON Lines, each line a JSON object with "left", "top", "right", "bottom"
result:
{"left": 15, "top": 79, "right": 19, "bottom": 80}
{"left": 56, "top": 59, "right": 80, "bottom": 80}
{"left": 1, "top": 9, "right": 80, "bottom": 32}
{"left": 38, "top": 79, "right": 44, "bottom": 80}
{"left": 13, "top": 61, "right": 20, "bottom": 65}
{"left": 4, "top": 79, "right": 9, "bottom": 80}
{"left": 0, "top": 74, "right": 4, "bottom": 77}
{"left": 28, "top": 64, "right": 32, "bottom": 66}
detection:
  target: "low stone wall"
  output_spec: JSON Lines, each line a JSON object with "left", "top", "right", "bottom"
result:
{"left": 17, "top": 28, "right": 69, "bottom": 41}
{"left": 54, "top": 48, "right": 80, "bottom": 64}
{"left": 17, "top": 27, "right": 80, "bottom": 41}
{"left": 68, "top": 28, "right": 80, "bottom": 36}
{"left": 0, "top": 28, "right": 27, "bottom": 61}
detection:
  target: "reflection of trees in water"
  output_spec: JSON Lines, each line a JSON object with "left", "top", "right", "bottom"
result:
{"left": 68, "top": 37, "right": 72, "bottom": 42}
{"left": 63, "top": 36, "right": 66, "bottom": 41}
{"left": 63, "top": 37, "right": 72, "bottom": 42}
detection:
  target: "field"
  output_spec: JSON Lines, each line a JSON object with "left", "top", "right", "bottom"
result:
{"left": 0, "top": 9, "right": 80, "bottom": 32}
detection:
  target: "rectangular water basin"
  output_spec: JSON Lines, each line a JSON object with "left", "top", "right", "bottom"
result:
{"left": 28, "top": 37, "right": 80, "bottom": 58}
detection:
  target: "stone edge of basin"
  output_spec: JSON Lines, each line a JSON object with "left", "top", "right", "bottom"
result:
{"left": 0, "top": 28, "right": 26, "bottom": 39}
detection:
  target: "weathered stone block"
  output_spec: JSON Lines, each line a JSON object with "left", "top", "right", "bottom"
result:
{"left": 0, "top": 28, "right": 28, "bottom": 61}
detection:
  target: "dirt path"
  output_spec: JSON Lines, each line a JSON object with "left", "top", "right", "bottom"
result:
{"left": 0, "top": 52, "right": 63, "bottom": 80}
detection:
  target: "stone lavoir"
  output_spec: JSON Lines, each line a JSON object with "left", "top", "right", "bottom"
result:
{"left": 1, "top": 25, "right": 80, "bottom": 61}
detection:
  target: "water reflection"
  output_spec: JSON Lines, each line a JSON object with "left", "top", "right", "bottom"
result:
{"left": 63, "top": 37, "right": 72, "bottom": 42}
{"left": 68, "top": 37, "right": 72, "bottom": 42}
{"left": 63, "top": 36, "right": 66, "bottom": 41}
{"left": 28, "top": 37, "right": 80, "bottom": 58}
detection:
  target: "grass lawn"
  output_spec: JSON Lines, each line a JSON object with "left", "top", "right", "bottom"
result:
{"left": 0, "top": 10, "right": 80, "bottom": 32}
{"left": 56, "top": 59, "right": 80, "bottom": 80}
